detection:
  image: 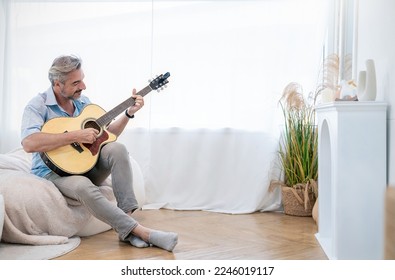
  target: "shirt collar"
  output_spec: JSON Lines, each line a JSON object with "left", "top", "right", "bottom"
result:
{"left": 44, "top": 87, "right": 58, "bottom": 106}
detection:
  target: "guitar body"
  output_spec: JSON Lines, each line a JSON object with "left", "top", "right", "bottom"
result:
{"left": 41, "top": 104, "right": 117, "bottom": 176}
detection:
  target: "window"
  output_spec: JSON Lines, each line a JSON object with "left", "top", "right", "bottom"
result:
{"left": 1, "top": 0, "right": 328, "bottom": 151}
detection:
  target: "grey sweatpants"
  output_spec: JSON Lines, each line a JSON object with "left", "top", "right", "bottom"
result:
{"left": 45, "top": 142, "right": 139, "bottom": 241}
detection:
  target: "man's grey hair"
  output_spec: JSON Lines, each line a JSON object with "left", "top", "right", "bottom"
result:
{"left": 48, "top": 55, "right": 82, "bottom": 86}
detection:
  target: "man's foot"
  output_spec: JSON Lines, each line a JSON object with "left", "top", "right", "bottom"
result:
{"left": 148, "top": 231, "right": 178, "bottom": 252}
{"left": 124, "top": 234, "right": 150, "bottom": 248}
{"left": 128, "top": 235, "right": 150, "bottom": 248}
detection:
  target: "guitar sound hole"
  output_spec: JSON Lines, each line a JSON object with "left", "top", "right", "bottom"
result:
{"left": 84, "top": 120, "right": 101, "bottom": 133}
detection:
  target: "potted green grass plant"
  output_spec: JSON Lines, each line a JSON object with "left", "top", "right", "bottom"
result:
{"left": 271, "top": 82, "right": 318, "bottom": 216}
{"left": 271, "top": 54, "right": 342, "bottom": 218}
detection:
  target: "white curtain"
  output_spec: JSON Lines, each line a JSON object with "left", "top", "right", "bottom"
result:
{"left": 0, "top": 0, "right": 328, "bottom": 213}
{"left": 0, "top": 0, "right": 9, "bottom": 150}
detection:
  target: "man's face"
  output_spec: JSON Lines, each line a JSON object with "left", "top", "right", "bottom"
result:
{"left": 57, "top": 68, "right": 86, "bottom": 100}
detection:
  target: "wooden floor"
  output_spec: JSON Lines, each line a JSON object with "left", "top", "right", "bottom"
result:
{"left": 55, "top": 209, "right": 328, "bottom": 260}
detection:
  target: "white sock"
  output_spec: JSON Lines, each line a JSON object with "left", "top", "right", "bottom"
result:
{"left": 148, "top": 231, "right": 178, "bottom": 252}
{"left": 129, "top": 235, "right": 150, "bottom": 248}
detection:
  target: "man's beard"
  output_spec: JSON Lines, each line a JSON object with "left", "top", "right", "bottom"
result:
{"left": 63, "top": 89, "right": 82, "bottom": 100}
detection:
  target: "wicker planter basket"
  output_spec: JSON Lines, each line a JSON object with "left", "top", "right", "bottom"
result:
{"left": 281, "top": 186, "right": 316, "bottom": 217}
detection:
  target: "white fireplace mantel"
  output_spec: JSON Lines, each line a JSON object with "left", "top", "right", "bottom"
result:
{"left": 315, "top": 101, "right": 387, "bottom": 260}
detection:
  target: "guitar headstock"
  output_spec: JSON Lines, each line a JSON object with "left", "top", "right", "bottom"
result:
{"left": 149, "top": 72, "right": 170, "bottom": 91}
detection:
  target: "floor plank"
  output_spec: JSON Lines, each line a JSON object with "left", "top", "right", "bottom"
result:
{"left": 55, "top": 209, "right": 327, "bottom": 260}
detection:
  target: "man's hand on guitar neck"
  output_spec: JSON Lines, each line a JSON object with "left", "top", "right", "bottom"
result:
{"left": 126, "top": 89, "right": 144, "bottom": 117}
{"left": 107, "top": 89, "right": 145, "bottom": 137}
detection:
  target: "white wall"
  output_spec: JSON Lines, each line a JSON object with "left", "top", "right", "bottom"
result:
{"left": 356, "top": 0, "right": 395, "bottom": 185}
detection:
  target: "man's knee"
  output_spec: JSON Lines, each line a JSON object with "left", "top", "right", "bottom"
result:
{"left": 103, "top": 142, "right": 129, "bottom": 162}
{"left": 53, "top": 175, "right": 97, "bottom": 200}
{"left": 56, "top": 175, "right": 93, "bottom": 191}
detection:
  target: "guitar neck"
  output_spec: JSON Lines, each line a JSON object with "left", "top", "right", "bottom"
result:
{"left": 96, "top": 85, "right": 152, "bottom": 126}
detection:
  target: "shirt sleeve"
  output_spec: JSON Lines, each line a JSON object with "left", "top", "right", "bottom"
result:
{"left": 21, "top": 96, "right": 48, "bottom": 141}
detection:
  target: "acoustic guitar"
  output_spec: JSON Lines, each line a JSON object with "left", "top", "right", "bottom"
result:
{"left": 40, "top": 72, "right": 170, "bottom": 176}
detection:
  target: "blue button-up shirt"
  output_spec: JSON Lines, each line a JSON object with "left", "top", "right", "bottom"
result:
{"left": 21, "top": 87, "right": 91, "bottom": 177}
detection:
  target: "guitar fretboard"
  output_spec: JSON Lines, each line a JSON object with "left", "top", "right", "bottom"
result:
{"left": 96, "top": 85, "right": 152, "bottom": 126}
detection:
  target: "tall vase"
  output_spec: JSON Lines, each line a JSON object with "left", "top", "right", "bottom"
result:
{"left": 357, "top": 59, "right": 377, "bottom": 101}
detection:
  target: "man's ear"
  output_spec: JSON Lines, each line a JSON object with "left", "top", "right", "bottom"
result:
{"left": 53, "top": 80, "right": 62, "bottom": 92}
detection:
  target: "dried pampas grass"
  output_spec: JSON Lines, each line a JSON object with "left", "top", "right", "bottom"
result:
{"left": 280, "top": 82, "right": 306, "bottom": 111}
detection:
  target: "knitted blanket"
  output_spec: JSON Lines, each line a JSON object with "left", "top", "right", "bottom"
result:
{"left": 0, "top": 148, "right": 113, "bottom": 245}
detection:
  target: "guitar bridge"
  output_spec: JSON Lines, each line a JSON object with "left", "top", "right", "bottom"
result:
{"left": 71, "top": 142, "right": 84, "bottom": 153}
{"left": 64, "top": 130, "right": 84, "bottom": 153}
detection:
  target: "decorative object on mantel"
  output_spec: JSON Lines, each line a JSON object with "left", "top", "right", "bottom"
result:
{"left": 335, "top": 96, "right": 358, "bottom": 101}
{"left": 317, "top": 53, "right": 361, "bottom": 103}
{"left": 270, "top": 83, "right": 318, "bottom": 217}
{"left": 316, "top": 54, "right": 340, "bottom": 103}
{"left": 339, "top": 79, "right": 357, "bottom": 100}
{"left": 320, "top": 88, "right": 336, "bottom": 103}
{"left": 357, "top": 59, "right": 377, "bottom": 101}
